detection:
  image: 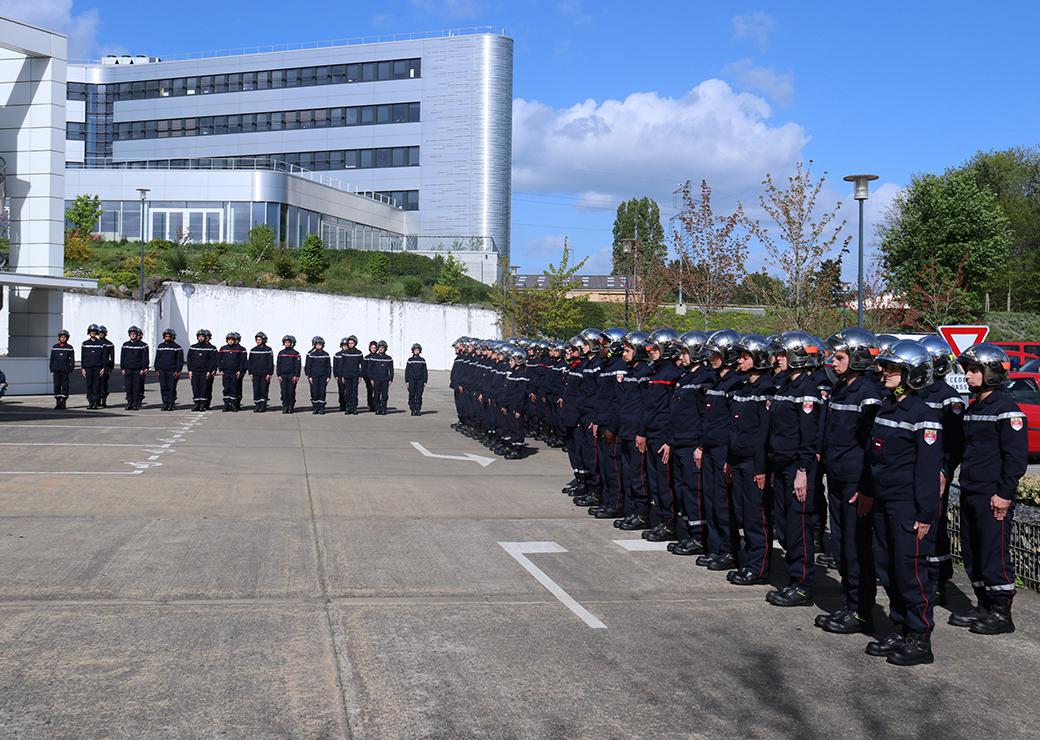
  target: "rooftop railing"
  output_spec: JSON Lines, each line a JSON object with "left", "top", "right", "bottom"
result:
{"left": 68, "top": 157, "right": 403, "bottom": 208}
{"left": 74, "top": 27, "right": 506, "bottom": 65}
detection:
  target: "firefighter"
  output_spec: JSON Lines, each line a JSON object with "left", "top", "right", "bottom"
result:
{"left": 154, "top": 328, "right": 184, "bottom": 411}
{"left": 249, "top": 332, "right": 274, "bottom": 412}
{"left": 49, "top": 330, "right": 75, "bottom": 409}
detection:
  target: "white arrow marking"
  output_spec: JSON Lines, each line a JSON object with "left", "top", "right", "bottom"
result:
{"left": 498, "top": 541, "right": 606, "bottom": 629}
{"left": 410, "top": 441, "right": 495, "bottom": 467}
{"left": 612, "top": 539, "right": 671, "bottom": 552}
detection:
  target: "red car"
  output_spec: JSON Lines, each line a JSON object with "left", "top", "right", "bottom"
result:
{"left": 1004, "top": 372, "right": 1040, "bottom": 456}
{"left": 992, "top": 342, "right": 1040, "bottom": 370}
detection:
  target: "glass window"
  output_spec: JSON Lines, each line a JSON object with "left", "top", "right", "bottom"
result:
{"left": 344, "top": 150, "right": 359, "bottom": 168}
{"left": 331, "top": 64, "right": 347, "bottom": 83}
{"left": 188, "top": 212, "right": 203, "bottom": 242}
{"left": 170, "top": 119, "right": 183, "bottom": 137}
{"left": 345, "top": 107, "right": 359, "bottom": 126}
{"left": 347, "top": 63, "right": 362, "bottom": 83}
{"left": 134, "top": 121, "right": 148, "bottom": 139}
{"left": 270, "top": 111, "right": 284, "bottom": 130}
{"left": 301, "top": 67, "right": 317, "bottom": 86}
{"left": 159, "top": 79, "right": 172, "bottom": 97}
{"left": 251, "top": 202, "right": 267, "bottom": 228}
{"left": 393, "top": 60, "right": 408, "bottom": 80}
{"left": 377, "top": 61, "right": 392, "bottom": 80}
{"left": 205, "top": 212, "right": 221, "bottom": 243}
{"left": 213, "top": 116, "right": 228, "bottom": 135}
{"left": 227, "top": 115, "right": 242, "bottom": 134}
{"left": 283, "top": 111, "right": 298, "bottom": 130}
{"left": 145, "top": 80, "right": 160, "bottom": 98}
{"left": 282, "top": 152, "right": 299, "bottom": 167}
{"left": 286, "top": 206, "right": 299, "bottom": 247}
{"left": 362, "top": 62, "right": 376, "bottom": 82}
{"left": 299, "top": 152, "right": 313, "bottom": 169}
{"left": 228, "top": 73, "right": 242, "bottom": 92}
{"left": 316, "top": 66, "right": 330, "bottom": 84}
{"left": 314, "top": 151, "right": 330, "bottom": 170}
{"left": 408, "top": 146, "right": 420, "bottom": 166}
{"left": 359, "top": 149, "right": 374, "bottom": 168}
{"left": 152, "top": 211, "right": 167, "bottom": 240}
{"left": 200, "top": 76, "right": 213, "bottom": 94}
{"left": 392, "top": 147, "right": 406, "bottom": 167}
{"left": 232, "top": 202, "right": 250, "bottom": 243}
{"left": 391, "top": 103, "right": 407, "bottom": 123}
{"left": 409, "top": 59, "right": 421, "bottom": 78}
{"left": 242, "top": 71, "right": 256, "bottom": 91}
{"left": 377, "top": 105, "right": 391, "bottom": 124}
{"left": 199, "top": 117, "right": 213, "bottom": 136}
{"left": 168, "top": 212, "right": 184, "bottom": 240}
{"left": 184, "top": 119, "right": 197, "bottom": 135}
{"left": 298, "top": 110, "right": 313, "bottom": 129}
{"left": 376, "top": 149, "right": 391, "bottom": 168}
{"left": 156, "top": 120, "right": 170, "bottom": 138}
{"left": 255, "top": 113, "right": 270, "bottom": 132}
{"left": 313, "top": 109, "right": 328, "bottom": 128}
{"left": 172, "top": 78, "right": 186, "bottom": 96}
{"left": 286, "top": 68, "right": 300, "bottom": 87}
{"left": 407, "top": 191, "right": 419, "bottom": 210}
{"left": 409, "top": 102, "right": 420, "bottom": 121}
{"left": 361, "top": 106, "right": 375, "bottom": 125}
{"left": 331, "top": 150, "right": 346, "bottom": 169}
{"left": 256, "top": 70, "right": 271, "bottom": 90}
{"left": 330, "top": 108, "right": 345, "bottom": 127}
{"left": 118, "top": 82, "right": 132, "bottom": 99}
{"left": 185, "top": 77, "right": 198, "bottom": 95}
{"left": 123, "top": 205, "right": 141, "bottom": 240}
{"left": 212, "top": 75, "right": 227, "bottom": 94}
{"left": 271, "top": 69, "right": 285, "bottom": 88}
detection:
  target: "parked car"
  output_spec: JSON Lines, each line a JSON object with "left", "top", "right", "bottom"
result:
{"left": 1020, "top": 359, "right": 1040, "bottom": 374}
{"left": 1004, "top": 372, "right": 1040, "bottom": 456}
{"left": 992, "top": 341, "right": 1040, "bottom": 370}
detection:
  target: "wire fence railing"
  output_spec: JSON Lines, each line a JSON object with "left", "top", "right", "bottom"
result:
{"left": 948, "top": 487, "right": 1040, "bottom": 592}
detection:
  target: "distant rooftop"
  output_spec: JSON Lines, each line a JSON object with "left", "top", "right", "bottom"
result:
{"left": 514, "top": 274, "right": 631, "bottom": 291}
{"left": 74, "top": 26, "right": 507, "bottom": 65}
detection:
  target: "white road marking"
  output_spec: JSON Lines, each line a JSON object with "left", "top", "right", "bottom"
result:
{"left": 498, "top": 541, "right": 606, "bottom": 629}
{"left": 0, "top": 424, "right": 183, "bottom": 431}
{"left": 0, "top": 470, "right": 143, "bottom": 476}
{"left": 612, "top": 539, "right": 671, "bottom": 552}
{"left": 0, "top": 442, "right": 147, "bottom": 448}
{"left": 410, "top": 441, "right": 495, "bottom": 467}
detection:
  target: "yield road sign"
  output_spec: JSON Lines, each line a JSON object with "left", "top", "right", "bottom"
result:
{"left": 938, "top": 325, "right": 990, "bottom": 356}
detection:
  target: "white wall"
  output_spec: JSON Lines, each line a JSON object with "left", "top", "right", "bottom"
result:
{"left": 57, "top": 282, "right": 498, "bottom": 372}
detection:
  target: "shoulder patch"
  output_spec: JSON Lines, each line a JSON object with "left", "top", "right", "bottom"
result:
{"left": 802, "top": 401, "right": 814, "bottom": 414}
{"left": 1011, "top": 416, "right": 1024, "bottom": 432}
{"left": 923, "top": 429, "right": 937, "bottom": 445}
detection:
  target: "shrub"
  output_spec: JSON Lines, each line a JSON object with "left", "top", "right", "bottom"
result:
{"left": 147, "top": 238, "right": 176, "bottom": 251}
{"left": 64, "top": 230, "right": 92, "bottom": 262}
{"left": 299, "top": 234, "right": 330, "bottom": 282}
{"left": 433, "top": 283, "right": 461, "bottom": 304}
{"left": 120, "top": 253, "right": 159, "bottom": 273}
{"left": 272, "top": 248, "right": 297, "bottom": 279}
{"left": 195, "top": 250, "right": 222, "bottom": 274}
{"left": 162, "top": 248, "right": 189, "bottom": 275}
{"left": 65, "top": 194, "right": 102, "bottom": 238}
{"left": 1018, "top": 474, "right": 1040, "bottom": 507}
{"left": 368, "top": 251, "right": 391, "bottom": 285}
{"left": 403, "top": 276, "right": 424, "bottom": 297}
{"left": 246, "top": 225, "right": 276, "bottom": 263}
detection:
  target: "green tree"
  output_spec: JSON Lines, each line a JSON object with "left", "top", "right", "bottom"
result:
{"left": 246, "top": 224, "right": 276, "bottom": 263}
{"left": 368, "top": 251, "right": 390, "bottom": 285}
{"left": 490, "top": 238, "right": 588, "bottom": 337}
{"left": 961, "top": 147, "right": 1040, "bottom": 311}
{"left": 299, "top": 234, "right": 330, "bottom": 282}
{"left": 436, "top": 253, "right": 467, "bottom": 287}
{"left": 65, "top": 194, "right": 103, "bottom": 237}
{"left": 879, "top": 168, "right": 1013, "bottom": 322}
{"left": 611, "top": 197, "right": 666, "bottom": 276}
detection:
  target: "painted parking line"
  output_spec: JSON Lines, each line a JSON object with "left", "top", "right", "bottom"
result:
{"left": 612, "top": 539, "right": 671, "bottom": 552}
{"left": 0, "top": 442, "right": 150, "bottom": 447}
{"left": 0, "top": 470, "right": 143, "bottom": 476}
{"left": 498, "top": 541, "right": 607, "bottom": 629}
{"left": 0, "top": 424, "right": 187, "bottom": 431}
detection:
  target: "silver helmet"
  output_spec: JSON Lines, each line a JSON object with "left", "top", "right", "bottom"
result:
{"left": 919, "top": 335, "right": 953, "bottom": 378}
{"left": 624, "top": 330, "right": 650, "bottom": 361}
{"left": 680, "top": 331, "right": 710, "bottom": 362}
{"left": 603, "top": 327, "right": 627, "bottom": 356}
{"left": 736, "top": 333, "right": 774, "bottom": 371}
{"left": 827, "top": 327, "right": 879, "bottom": 373}
{"left": 876, "top": 334, "right": 899, "bottom": 355}
{"left": 706, "top": 329, "right": 741, "bottom": 367}
{"left": 282, "top": 335, "right": 296, "bottom": 345}
{"left": 877, "top": 340, "right": 933, "bottom": 390}
{"left": 647, "top": 327, "right": 682, "bottom": 360}
{"left": 778, "top": 331, "right": 820, "bottom": 370}
{"left": 956, "top": 342, "right": 1011, "bottom": 388}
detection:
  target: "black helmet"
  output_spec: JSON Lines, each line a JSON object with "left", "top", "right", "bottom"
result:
{"left": 232, "top": 332, "right": 242, "bottom": 341}
{"left": 876, "top": 334, "right": 899, "bottom": 355}
{"left": 578, "top": 327, "right": 604, "bottom": 349}
{"left": 203, "top": 329, "right": 213, "bottom": 339}
{"left": 347, "top": 335, "right": 358, "bottom": 344}
{"left": 778, "top": 331, "right": 820, "bottom": 370}
{"left": 226, "top": 332, "right": 235, "bottom": 340}
{"left": 827, "top": 327, "right": 879, "bottom": 373}
{"left": 128, "top": 325, "right": 142, "bottom": 336}
{"left": 956, "top": 342, "right": 1011, "bottom": 387}
{"left": 877, "top": 339, "right": 933, "bottom": 390}
{"left": 919, "top": 335, "right": 953, "bottom": 378}
{"left": 411, "top": 343, "right": 422, "bottom": 352}
{"left": 196, "top": 328, "right": 206, "bottom": 337}
{"left": 378, "top": 340, "right": 388, "bottom": 349}
{"left": 603, "top": 327, "right": 627, "bottom": 356}
{"left": 282, "top": 335, "right": 296, "bottom": 345}
{"left": 736, "top": 333, "right": 774, "bottom": 371}
{"left": 312, "top": 336, "right": 325, "bottom": 345}
{"left": 624, "top": 330, "right": 650, "bottom": 361}
{"left": 255, "top": 331, "right": 268, "bottom": 342}
{"left": 87, "top": 323, "right": 100, "bottom": 333}
{"left": 647, "top": 327, "right": 682, "bottom": 360}
{"left": 706, "top": 329, "right": 741, "bottom": 367}
{"left": 98, "top": 325, "right": 108, "bottom": 334}
{"left": 679, "top": 331, "right": 710, "bottom": 362}
{"left": 58, "top": 329, "right": 70, "bottom": 338}
{"left": 163, "top": 327, "right": 176, "bottom": 339}
{"left": 340, "top": 337, "right": 351, "bottom": 346}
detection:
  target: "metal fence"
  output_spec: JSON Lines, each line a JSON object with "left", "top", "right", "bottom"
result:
{"left": 948, "top": 490, "right": 1040, "bottom": 591}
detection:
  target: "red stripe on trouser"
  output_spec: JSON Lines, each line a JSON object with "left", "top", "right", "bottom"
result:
{"left": 1000, "top": 519, "right": 1015, "bottom": 599}
{"left": 914, "top": 535, "right": 932, "bottom": 631}
{"left": 757, "top": 480, "right": 768, "bottom": 576}
{"left": 800, "top": 506, "right": 808, "bottom": 583}
{"left": 611, "top": 445, "right": 623, "bottom": 508}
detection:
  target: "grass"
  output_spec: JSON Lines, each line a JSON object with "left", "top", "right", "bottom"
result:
{"left": 63, "top": 239, "right": 492, "bottom": 305}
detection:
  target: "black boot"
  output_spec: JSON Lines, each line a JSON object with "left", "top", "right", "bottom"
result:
{"left": 615, "top": 513, "right": 650, "bottom": 531}
{"left": 970, "top": 604, "right": 1015, "bottom": 635}
{"left": 821, "top": 610, "right": 874, "bottom": 634}
{"left": 54, "top": 398, "right": 62, "bottom": 409}
{"left": 866, "top": 628, "right": 905, "bottom": 657}
{"left": 887, "top": 630, "right": 934, "bottom": 666}
{"left": 705, "top": 552, "right": 737, "bottom": 571}
{"left": 223, "top": 401, "right": 231, "bottom": 412}
{"left": 668, "top": 538, "right": 704, "bottom": 556}
{"left": 766, "top": 584, "right": 814, "bottom": 607}
{"left": 642, "top": 523, "right": 676, "bottom": 542}
{"left": 948, "top": 604, "right": 989, "bottom": 628}
{"left": 728, "top": 567, "right": 770, "bottom": 586}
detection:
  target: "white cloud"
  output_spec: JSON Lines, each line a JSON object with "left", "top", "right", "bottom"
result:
{"left": 512, "top": 79, "right": 808, "bottom": 213}
{"left": 722, "top": 59, "right": 794, "bottom": 105}
{"left": 732, "top": 11, "right": 775, "bottom": 49}
{"left": 408, "top": 0, "right": 487, "bottom": 18}
{"left": 5, "top": 0, "right": 100, "bottom": 60}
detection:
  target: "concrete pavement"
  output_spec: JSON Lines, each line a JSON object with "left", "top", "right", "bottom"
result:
{"left": 0, "top": 371, "right": 1038, "bottom": 738}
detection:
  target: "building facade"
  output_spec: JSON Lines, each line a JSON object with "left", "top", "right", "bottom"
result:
{"left": 64, "top": 29, "right": 513, "bottom": 283}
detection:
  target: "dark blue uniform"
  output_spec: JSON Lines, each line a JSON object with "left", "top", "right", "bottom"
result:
{"left": 154, "top": 340, "right": 184, "bottom": 406}
{"left": 561, "top": 357, "right": 588, "bottom": 486}
{"left": 334, "top": 347, "right": 365, "bottom": 413}
{"left": 81, "top": 336, "right": 108, "bottom": 407}
{"left": 49, "top": 341, "right": 75, "bottom": 401}
{"left": 305, "top": 348, "right": 332, "bottom": 411}
{"left": 728, "top": 373, "right": 775, "bottom": 576}
{"left": 217, "top": 343, "right": 248, "bottom": 409}
{"left": 959, "top": 389, "right": 1028, "bottom": 611}
{"left": 670, "top": 365, "right": 713, "bottom": 542}
{"left": 277, "top": 347, "right": 302, "bottom": 411}
{"left": 702, "top": 369, "right": 744, "bottom": 557}
{"left": 187, "top": 341, "right": 218, "bottom": 409}
{"left": 248, "top": 344, "right": 274, "bottom": 408}
{"left": 500, "top": 364, "right": 529, "bottom": 452}
{"left": 619, "top": 359, "right": 651, "bottom": 518}
{"left": 862, "top": 395, "right": 943, "bottom": 635}
{"left": 594, "top": 354, "right": 627, "bottom": 513}
{"left": 642, "top": 358, "right": 682, "bottom": 529}
{"left": 576, "top": 353, "right": 604, "bottom": 495}
{"left": 821, "top": 373, "right": 882, "bottom": 618}
{"left": 99, "top": 334, "right": 116, "bottom": 405}
{"left": 120, "top": 339, "right": 150, "bottom": 408}
{"left": 768, "top": 372, "right": 822, "bottom": 586}
{"left": 405, "top": 354, "right": 429, "bottom": 414}
{"left": 368, "top": 353, "right": 394, "bottom": 414}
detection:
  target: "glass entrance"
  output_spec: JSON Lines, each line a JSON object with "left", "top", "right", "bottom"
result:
{"left": 149, "top": 208, "right": 224, "bottom": 243}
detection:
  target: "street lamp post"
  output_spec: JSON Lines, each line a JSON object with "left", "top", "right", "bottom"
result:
{"left": 182, "top": 282, "right": 195, "bottom": 339}
{"left": 622, "top": 241, "right": 632, "bottom": 326}
{"left": 509, "top": 265, "right": 519, "bottom": 337}
{"left": 843, "top": 174, "right": 878, "bottom": 328}
{"left": 137, "top": 188, "right": 150, "bottom": 301}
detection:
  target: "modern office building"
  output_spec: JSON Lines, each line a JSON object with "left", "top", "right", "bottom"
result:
{"left": 64, "top": 28, "right": 513, "bottom": 283}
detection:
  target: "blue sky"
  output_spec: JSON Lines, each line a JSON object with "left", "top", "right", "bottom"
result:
{"left": 9, "top": 1, "right": 1040, "bottom": 276}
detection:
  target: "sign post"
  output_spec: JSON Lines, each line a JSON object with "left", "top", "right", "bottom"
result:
{"left": 938, "top": 325, "right": 990, "bottom": 356}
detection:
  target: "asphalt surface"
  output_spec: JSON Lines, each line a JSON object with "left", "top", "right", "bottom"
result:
{"left": 0, "top": 370, "right": 1039, "bottom": 739}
